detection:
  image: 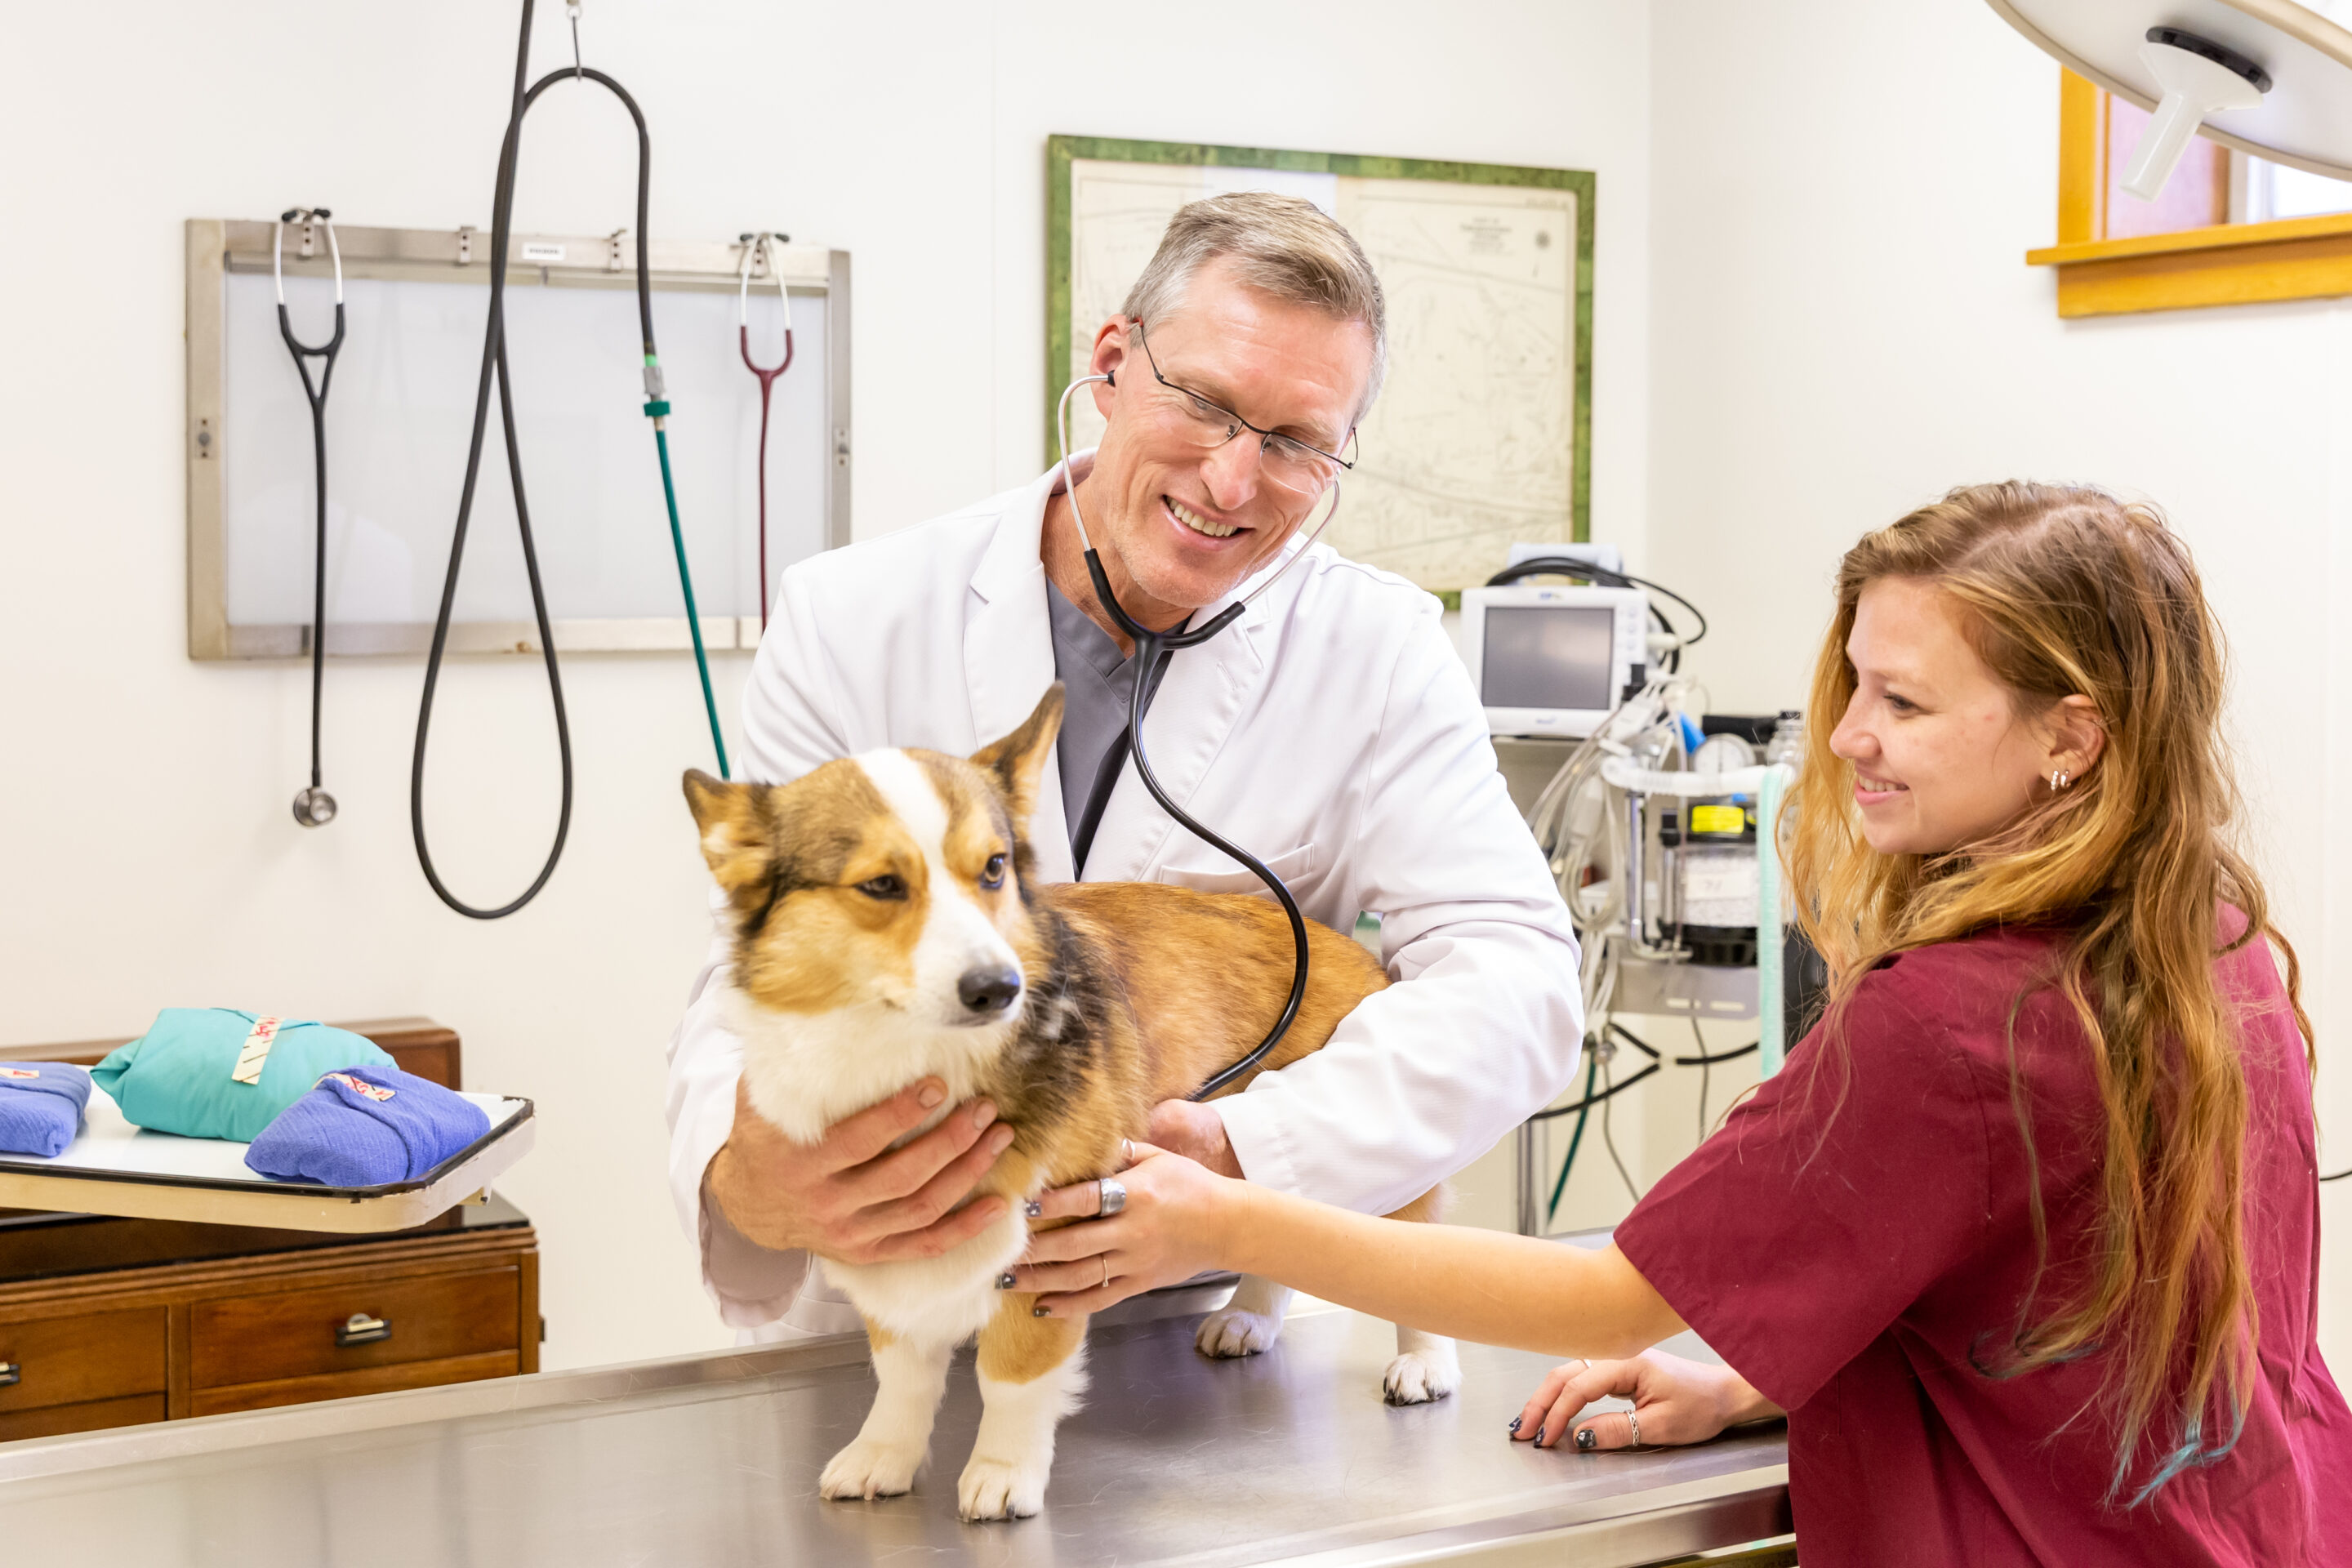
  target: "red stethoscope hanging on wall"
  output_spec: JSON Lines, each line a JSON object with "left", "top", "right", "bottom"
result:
{"left": 737, "top": 232, "right": 793, "bottom": 628}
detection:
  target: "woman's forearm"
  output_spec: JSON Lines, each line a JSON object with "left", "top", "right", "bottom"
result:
{"left": 1217, "top": 1183, "right": 1685, "bottom": 1359}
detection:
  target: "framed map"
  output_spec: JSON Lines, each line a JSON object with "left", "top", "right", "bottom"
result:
{"left": 1046, "top": 136, "right": 1595, "bottom": 593}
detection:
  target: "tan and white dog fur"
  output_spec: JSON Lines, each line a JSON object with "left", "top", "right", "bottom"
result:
{"left": 684, "top": 685, "right": 1458, "bottom": 1521}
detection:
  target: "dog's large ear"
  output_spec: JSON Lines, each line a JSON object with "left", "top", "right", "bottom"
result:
{"left": 971, "top": 684, "right": 1065, "bottom": 833}
{"left": 682, "top": 770, "right": 770, "bottom": 898}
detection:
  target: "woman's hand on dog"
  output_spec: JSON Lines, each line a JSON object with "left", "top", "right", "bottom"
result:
{"left": 708, "top": 1078, "right": 1017, "bottom": 1265}
{"left": 1008, "top": 1143, "right": 1239, "bottom": 1315}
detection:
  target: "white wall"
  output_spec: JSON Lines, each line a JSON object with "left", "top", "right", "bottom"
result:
{"left": 0, "top": 1, "right": 1651, "bottom": 1370}
{"left": 1644, "top": 0, "right": 2352, "bottom": 1360}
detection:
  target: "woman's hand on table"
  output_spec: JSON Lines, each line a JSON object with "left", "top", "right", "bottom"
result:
{"left": 1005, "top": 1142, "right": 1241, "bottom": 1316}
{"left": 1511, "top": 1349, "right": 1782, "bottom": 1451}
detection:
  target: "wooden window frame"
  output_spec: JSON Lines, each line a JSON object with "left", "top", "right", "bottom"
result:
{"left": 2027, "top": 70, "right": 2352, "bottom": 318}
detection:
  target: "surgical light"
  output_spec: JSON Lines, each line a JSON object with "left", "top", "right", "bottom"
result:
{"left": 1984, "top": 0, "right": 2352, "bottom": 196}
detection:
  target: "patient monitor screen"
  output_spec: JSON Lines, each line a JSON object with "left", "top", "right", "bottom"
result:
{"left": 1481, "top": 606, "right": 1615, "bottom": 711}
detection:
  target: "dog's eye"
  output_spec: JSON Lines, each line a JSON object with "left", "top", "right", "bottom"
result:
{"left": 980, "top": 853, "right": 1007, "bottom": 890}
{"left": 855, "top": 875, "right": 906, "bottom": 901}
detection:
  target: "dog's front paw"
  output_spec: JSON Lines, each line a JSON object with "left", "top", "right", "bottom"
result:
{"left": 957, "top": 1454, "right": 1048, "bottom": 1521}
{"left": 1195, "top": 1307, "right": 1284, "bottom": 1359}
{"left": 820, "top": 1435, "right": 925, "bottom": 1501}
{"left": 1382, "top": 1346, "right": 1461, "bottom": 1405}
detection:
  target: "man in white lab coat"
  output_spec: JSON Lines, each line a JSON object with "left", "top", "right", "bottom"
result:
{"left": 666, "top": 193, "right": 1584, "bottom": 1338}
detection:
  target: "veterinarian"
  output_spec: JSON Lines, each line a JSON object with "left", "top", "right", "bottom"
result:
{"left": 665, "top": 192, "right": 1585, "bottom": 1339}
{"left": 1014, "top": 484, "right": 2352, "bottom": 1566}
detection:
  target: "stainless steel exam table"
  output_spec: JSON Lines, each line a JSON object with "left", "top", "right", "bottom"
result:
{"left": 0, "top": 1281, "right": 1789, "bottom": 1566}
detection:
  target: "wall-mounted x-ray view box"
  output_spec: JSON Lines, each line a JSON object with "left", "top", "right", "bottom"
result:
{"left": 185, "top": 218, "right": 851, "bottom": 662}
{"left": 1461, "top": 585, "right": 1649, "bottom": 738}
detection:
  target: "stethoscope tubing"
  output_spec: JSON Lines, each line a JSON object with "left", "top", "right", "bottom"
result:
{"left": 1053, "top": 372, "right": 1331, "bottom": 1099}
{"left": 274, "top": 212, "right": 345, "bottom": 826}
{"left": 738, "top": 234, "right": 793, "bottom": 628}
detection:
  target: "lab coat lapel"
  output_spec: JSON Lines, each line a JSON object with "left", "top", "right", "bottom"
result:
{"left": 965, "top": 465, "right": 1073, "bottom": 885}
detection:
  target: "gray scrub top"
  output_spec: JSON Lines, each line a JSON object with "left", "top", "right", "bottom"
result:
{"left": 1045, "top": 580, "right": 1177, "bottom": 871}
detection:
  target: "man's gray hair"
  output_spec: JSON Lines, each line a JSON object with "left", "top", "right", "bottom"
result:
{"left": 1120, "top": 191, "right": 1388, "bottom": 423}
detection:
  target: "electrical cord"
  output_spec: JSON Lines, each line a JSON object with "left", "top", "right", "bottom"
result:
{"left": 2324, "top": 1168, "right": 2351, "bottom": 1182}
{"left": 1486, "top": 556, "right": 1708, "bottom": 674}
{"left": 1599, "top": 1050, "right": 1643, "bottom": 1203}
{"left": 412, "top": 0, "right": 724, "bottom": 920}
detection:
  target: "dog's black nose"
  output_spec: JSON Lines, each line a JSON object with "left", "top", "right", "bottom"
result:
{"left": 958, "top": 967, "right": 1023, "bottom": 1014}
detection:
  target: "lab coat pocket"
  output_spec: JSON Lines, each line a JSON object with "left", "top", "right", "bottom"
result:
{"left": 1154, "top": 844, "right": 1317, "bottom": 896}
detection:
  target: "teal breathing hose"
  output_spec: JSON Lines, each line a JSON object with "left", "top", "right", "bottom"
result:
{"left": 645, "top": 379, "right": 729, "bottom": 780}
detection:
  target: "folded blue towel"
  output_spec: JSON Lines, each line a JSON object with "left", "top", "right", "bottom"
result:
{"left": 245, "top": 1067, "right": 492, "bottom": 1187}
{"left": 0, "top": 1062, "right": 93, "bottom": 1158}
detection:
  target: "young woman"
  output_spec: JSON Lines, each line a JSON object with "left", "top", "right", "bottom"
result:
{"left": 1011, "top": 483, "right": 2352, "bottom": 1566}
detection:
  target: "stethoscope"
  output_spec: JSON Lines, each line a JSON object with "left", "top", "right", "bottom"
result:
{"left": 274, "top": 207, "right": 345, "bottom": 830}
{"left": 1053, "top": 369, "right": 1343, "bottom": 1099}
{"left": 737, "top": 232, "right": 793, "bottom": 630}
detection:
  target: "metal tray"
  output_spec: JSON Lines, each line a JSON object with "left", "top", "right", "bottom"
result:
{"left": 0, "top": 1087, "right": 533, "bottom": 1232}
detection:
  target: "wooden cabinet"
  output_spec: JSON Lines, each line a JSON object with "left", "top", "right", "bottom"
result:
{"left": 0, "top": 1018, "right": 534, "bottom": 1441}
{"left": 0, "top": 1199, "right": 538, "bottom": 1436}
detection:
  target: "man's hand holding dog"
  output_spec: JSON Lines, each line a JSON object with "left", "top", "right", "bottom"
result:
{"left": 708, "top": 1077, "right": 1016, "bottom": 1265}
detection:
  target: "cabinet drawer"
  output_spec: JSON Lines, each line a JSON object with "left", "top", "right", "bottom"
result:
{"left": 0, "top": 1307, "right": 166, "bottom": 1414}
{"left": 0, "top": 1392, "right": 166, "bottom": 1441}
{"left": 190, "top": 1350, "right": 518, "bottom": 1418}
{"left": 190, "top": 1268, "right": 518, "bottom": 1389}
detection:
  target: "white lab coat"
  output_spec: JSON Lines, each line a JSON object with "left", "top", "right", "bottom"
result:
{"left": 665, "top": 457, "right": 1584, "bottom": 1335}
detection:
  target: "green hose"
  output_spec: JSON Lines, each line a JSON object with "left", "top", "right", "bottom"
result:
{"left": 1545, "top": 1052, "right": 1601, "bottom": 1226}
{"left": 647, "top": 390, "right": 730, "bottom": 780}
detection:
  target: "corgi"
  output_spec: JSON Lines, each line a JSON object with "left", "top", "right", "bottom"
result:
{"left": 682, "top": 684, "right": 1460, "bottom": 1521}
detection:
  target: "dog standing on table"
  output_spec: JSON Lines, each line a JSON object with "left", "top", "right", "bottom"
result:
{"left": 683, "top": 684, "right": 1458, "bottom": 1521}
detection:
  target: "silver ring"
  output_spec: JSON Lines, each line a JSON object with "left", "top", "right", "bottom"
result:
{"left": 1120, "top": 1138, "right": 1134, "bottom": 1167}
{"left": 1625, "top": 1405, "right": 1642, "bottom": 1447}
{"left": 1097, "top": 1176, "right": 1126, "bottom": 1216}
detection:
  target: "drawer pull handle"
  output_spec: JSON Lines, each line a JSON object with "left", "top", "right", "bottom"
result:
{"left": 336, "top": 1313, "right": 392, "bottom": 1348}
{"left": 0, "top": 1361, "right": 17, "bottom": 1388}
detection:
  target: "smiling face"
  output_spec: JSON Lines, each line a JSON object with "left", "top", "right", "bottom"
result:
{"left": 1829, "top": 577, "right": 2096, "bottom": 858}
{"left": 1072, "top": 256, "right": 1374, "bottom": 626}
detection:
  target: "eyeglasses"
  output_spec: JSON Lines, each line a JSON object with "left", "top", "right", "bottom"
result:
{"left": 1128, "top": 319, "right": 1358, "bottom": 497}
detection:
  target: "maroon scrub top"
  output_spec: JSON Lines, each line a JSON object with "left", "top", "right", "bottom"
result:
{"left": 1615, "top": 920, "right": 2352, "bottom": 1566}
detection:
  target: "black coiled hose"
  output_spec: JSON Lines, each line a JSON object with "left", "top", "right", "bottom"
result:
{"left": 410, "top": 0, "right": 662, "bottom": 919}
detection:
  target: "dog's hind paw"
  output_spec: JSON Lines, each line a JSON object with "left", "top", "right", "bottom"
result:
{"left": 957, "top": 1455, "right": 1048, "bottom": 1521}
{"left": 819, "top": 1436, "right": 925, "bottom": 1501}
{"left": 1382, "top": 1348, "right": 1461, "bottom": 1405}
{"left": 1195, "top": 1307, "right": 1284, "bottom": 1359}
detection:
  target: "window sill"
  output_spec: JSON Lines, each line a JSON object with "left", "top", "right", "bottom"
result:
{"left": 2025, "top": 211, "right": 2352, "bottom": 317}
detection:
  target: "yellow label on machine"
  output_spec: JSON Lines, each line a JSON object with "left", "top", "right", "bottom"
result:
{"left": 1689, "top": 804, "right": 1746, "bottom": 835}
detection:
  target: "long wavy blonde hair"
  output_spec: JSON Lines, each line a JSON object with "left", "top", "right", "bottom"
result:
{"left": 1781, "top": 482, "right": 2312, "bottom": 1500}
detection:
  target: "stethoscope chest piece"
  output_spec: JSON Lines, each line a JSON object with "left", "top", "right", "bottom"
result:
{"left": 292, "top": 786, "right": 339, "bottom": 828}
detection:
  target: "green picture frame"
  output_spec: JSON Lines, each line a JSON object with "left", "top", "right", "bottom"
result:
{"left": 1045, "top": 135, "right": 1597, "bottom": 562}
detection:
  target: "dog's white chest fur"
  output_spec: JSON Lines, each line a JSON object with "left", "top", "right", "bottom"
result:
{"left": 726, "top": 987, "right": 1031, "bottom": 1345}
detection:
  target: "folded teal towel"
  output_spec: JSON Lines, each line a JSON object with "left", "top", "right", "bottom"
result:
{"left": 93, "top": 1009, "right": 393, "bottom": 1143}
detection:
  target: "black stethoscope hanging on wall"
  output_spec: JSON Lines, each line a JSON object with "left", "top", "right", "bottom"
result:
{"left": 274, "top": 208, "right": 345, "bottom": 829}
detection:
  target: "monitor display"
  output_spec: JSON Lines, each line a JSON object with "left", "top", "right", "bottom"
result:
{"left": 1480, "top": 605, "right": 1615, "bottom": 711}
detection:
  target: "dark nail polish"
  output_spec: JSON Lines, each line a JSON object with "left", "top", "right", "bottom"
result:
{"left": 1031, "top": 1305, "right": 1050, "bottom": 1318}
{"left": 1508, "top": 1417, "right": 1521, "bottom": 1433}
{"left": 996, "top": 1272, "right": 1016, "bottom": 1290}
{"left": 1575, "top": 1428, "right": 1596, "bottom": 1451}
{"left": 1023, "top": 1200, "right": 1043, "bottom": 1218}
